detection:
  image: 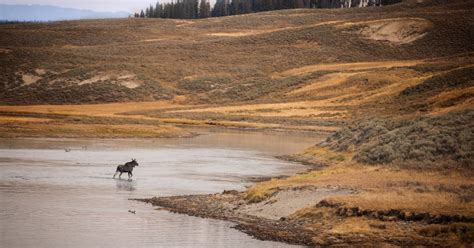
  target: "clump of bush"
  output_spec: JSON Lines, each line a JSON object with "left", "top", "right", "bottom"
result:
{"left": 400, "top": 67, "right": 473, "bottom": 97}
{"left": 321, "top": 109, "right": 474, "bottom": 169}
{"left": 202, "top": 71, "right": 332, "bottom": 103}
{"left": 177, "top": 75, "right": 232, "bottom": 93}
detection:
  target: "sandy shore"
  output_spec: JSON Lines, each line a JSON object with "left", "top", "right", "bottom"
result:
{"left": 140, "top": 163, "right": 474, "bottom": 246}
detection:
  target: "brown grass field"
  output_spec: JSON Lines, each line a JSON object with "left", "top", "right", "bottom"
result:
{"left": 1, "top": 0, "right": 473, "bottom": 246}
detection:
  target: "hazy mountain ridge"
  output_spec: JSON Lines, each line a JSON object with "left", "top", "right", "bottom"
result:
{"left": 0, "top": 4, "right": 129, "bottom": 22}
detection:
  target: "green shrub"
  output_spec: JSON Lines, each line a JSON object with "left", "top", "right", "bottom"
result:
{"left": 400, "top": 67, "right": 474, "bottom": 97}
{"left": 322, "top": 109, "right": 474, "bottom": 169}
{"left": 177, "top": 75, "right": 232, "bottom": 93}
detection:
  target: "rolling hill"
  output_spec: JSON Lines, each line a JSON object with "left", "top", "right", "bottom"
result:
{"left": 1, "top": 0, "right": 472, "bottom": 165}
{"left": 0, "top": 1, "right": 472, "bottom": 104}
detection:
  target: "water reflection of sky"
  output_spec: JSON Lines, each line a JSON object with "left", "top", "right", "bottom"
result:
{"left": 0, "top": 131, "right": 314, "bottom": 248}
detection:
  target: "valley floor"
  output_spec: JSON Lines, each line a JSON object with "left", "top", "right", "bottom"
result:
{"left": 2, "top": 100, "right": 472, "bottom": 245}
{"left": 1, "top": 55, "right": 472, "bottom": 245}
{"left": 1, "top": 54, "right": 472, "bottom": 245}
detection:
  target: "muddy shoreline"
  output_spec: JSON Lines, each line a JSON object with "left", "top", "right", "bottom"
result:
{"left": 138, "top": 191, "right": 317, "bottom": 246}
{"left": 139, "top": 187, "right": 474, "bottom": 246}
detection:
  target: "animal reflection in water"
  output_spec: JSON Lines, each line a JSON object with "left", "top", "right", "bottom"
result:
{"left": 115, "top": 179, "right": 137, "bottom": 191}
{"left": 113, "top": 159, "right": 139, "bottom": 179}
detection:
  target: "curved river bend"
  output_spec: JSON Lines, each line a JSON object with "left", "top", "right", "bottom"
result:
{"left": 0, "top": 130, "right": 323, "bottom": 247}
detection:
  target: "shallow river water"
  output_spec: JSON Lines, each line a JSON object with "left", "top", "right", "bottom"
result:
{"left": 0, "top": 130, "right": 323, "bottom": 247}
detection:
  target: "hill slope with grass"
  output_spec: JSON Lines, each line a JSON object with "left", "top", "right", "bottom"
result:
{"left": 1, "top": 0, "right": 472, "bottom": 105}
{"left": 0, "top": 0, "right": 473, "bottom": 167}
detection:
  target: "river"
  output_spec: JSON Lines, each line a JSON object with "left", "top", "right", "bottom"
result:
{"left": 0, "top": 129, "right": 324, "bottom": 247}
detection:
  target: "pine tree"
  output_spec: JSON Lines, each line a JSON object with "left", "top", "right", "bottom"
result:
{"left": 294, "top": 0, "right": 304, "bottom": 8}
{"left": 140, "top": 9, "right": 145, "bottom": 18}
{"left": 214, "top": 0, "right": 229, "bottom": 16}
{"left": 263, "top": 0, "right": 273, "bottom": 11}
{"left": 193, "top": 0, "right": 199, "bottom": 18}
{"left": 148, "top": 5, "right": 155, "bottom": 18}
{"left": 199, "top": 0, "right": 211, "bottom": 18}
{"left": 149, "top": 5, "right": 154, "bottom": 18}
{"left": 273, "top": 0, "right": 283, "bottom": 9}
{"left": 155, "top": 2, "right": 161, "bottom": 17}
{"left": 242, "top": 0, "right": 252, "bottom": 13}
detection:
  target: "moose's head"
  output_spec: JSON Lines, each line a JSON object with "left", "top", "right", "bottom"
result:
{"left": 130, "top": 158, "right": 139, "bottom": 167}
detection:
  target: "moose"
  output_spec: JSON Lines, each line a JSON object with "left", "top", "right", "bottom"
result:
{"left": 113, "top": 159, "right": 139, "bottom": 179}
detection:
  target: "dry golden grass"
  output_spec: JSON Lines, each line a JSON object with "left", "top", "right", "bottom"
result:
{"left": 331, "top": 191, "right": 474, "bottom": 216}
{"left": 0, "top": 116, "right": 53, "bottom": 123}
{"left": 272, "top": 60, "right": 423, "bottom": 78}
{"left": 288, "top": 72, "right": 362, "bottom": 95}
{"left": 206, "top": 20, "right": 343, "bottom": 38}
{"left": 207, "top": 31, "right": 261, "bottom": 37}
{"left": 0, "top": 122, "right": 186, "bottom": 138}
{"left": 0, "top": 102, "right": 194, "bottom": 138}
{"left": 295, "top": 145, "right": 353, "bottom": 164}
{"left": 291, "top": 200, "right": 473, "bottom": 246}
{"left": 160, "top": 117, "right": 339, "bottom": 131}
{"left": 0, "top": 100, "right": 341, "bottom": 134}
{"left": 169, "top": 100, "right": 347, "bottom": 119}
{"left": 328, "top": 217, "right": 403, "bottom": 235}
{"left": 0, "top": 101, "right": 178, "bottom": 118}
{"left": 246, "top": 147, "right": 473, "bottom": 216}
{"left": 427, "top": 85, "right": 474, "bottom": 115}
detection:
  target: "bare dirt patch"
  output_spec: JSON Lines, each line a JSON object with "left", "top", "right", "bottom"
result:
{"left": 21, "top": 74, "right": 42, "bottom": 85}
{"left": 207, "top": 31, "right": 261, "bottom": 37}
{"left": 141, "top": 38, "right": 165, "bottom": 42}
{"left": 77, "top": 71, "right": 143, "bottom": 88}
{"left": 0, "top": 48, "right": 12, "bottom": 53}
{"left": 238, "top": 187, "right": 352, "bottom": 220}
{"left": 34, "top": 68, "right": 47, "bottom": 75}
{"left": 0, "top": 101, "right": 177, "bottom": 118}
{"left": 354, "top": 18, "right": 433, "bottom": 44}
{"left": 78, "top": 73, "right": 111, "bottom": 86}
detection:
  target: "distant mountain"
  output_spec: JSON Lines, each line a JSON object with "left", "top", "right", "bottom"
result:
{"left": 0, "top": 4, "right": 129, "bottom": 22}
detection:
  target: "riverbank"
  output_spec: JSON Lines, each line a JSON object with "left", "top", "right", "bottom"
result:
{"left": 141, "top": 151, "right": 474, "bottom": 246}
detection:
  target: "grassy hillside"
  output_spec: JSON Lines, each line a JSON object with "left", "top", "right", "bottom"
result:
{"left": 1, "top": 0, "right": 473, "bottom": 165}
{"left": 1, "top": 0, "right": 472, "bottom": 105}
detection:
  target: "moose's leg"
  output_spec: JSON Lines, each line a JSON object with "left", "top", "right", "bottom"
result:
{"left": 113, "top": 166, "right": 121, "bottom": 179}
{"left": 128, "top": 172, "right": 132, "bottom": 179}
{"left": 119, "top": 172, "right": 123, "bottom": 179}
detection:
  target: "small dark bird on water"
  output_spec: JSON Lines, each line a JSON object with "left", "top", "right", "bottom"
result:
{"left": 128, "top": 210, "right": 136, "bottom": 214}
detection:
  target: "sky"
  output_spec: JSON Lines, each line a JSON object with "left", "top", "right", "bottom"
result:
{"left": 1, "top": 0, "right": 159, "bottom": 13}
